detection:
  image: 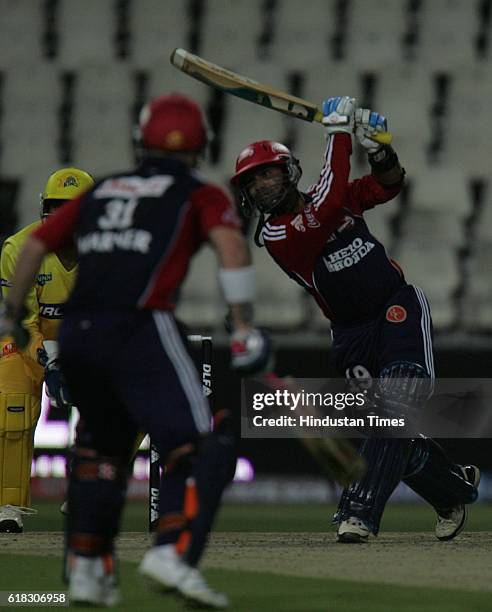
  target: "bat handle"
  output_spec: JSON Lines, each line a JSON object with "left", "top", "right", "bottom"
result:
{"left": 368, "top": 131, "right": 393, "bottom": 145}
{"left": 313, "top": 110, "right": 393, "bottom": 145}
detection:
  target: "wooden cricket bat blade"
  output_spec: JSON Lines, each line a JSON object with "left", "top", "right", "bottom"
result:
{"left": 170, "top": 48, "right": 392, "bottom": 145}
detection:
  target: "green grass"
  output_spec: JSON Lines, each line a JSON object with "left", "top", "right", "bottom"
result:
{"left": 1, "top": 554, "right": 491, "bottom": 612}
{"left": 25, "top": 499, "right": 492, "bottom": 533}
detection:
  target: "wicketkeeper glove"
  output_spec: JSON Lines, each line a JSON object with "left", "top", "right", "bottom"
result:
{"left": 230, "top": 327, "right": 271, "bottom": 376}
{"left": 0, "top": 302, "right": 30, "bottom": 349}
{"left": 321, "top": 96, "right": 356, "bottom": 136}
{"left": 37, "top": 340, "right": 73, "bottom": 410}
{"left": 355, "top": 108, "right": 388, "bottom": 153}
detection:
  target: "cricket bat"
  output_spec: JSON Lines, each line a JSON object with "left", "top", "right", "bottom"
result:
{"left": 263, "top": 373, "right": 366, "bottom": 487}
{"left": 170, "top": 48, "right": 392, "bottom": 145}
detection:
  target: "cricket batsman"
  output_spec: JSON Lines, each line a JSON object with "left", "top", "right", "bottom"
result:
{"left": 0, "top": 167, "right": 94, "bottom": 532}
{"left": 231, "top": 96, "right": 480, "bottom": 544}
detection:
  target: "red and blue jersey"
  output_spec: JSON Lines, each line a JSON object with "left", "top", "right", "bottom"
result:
{"left": 33, "top": 157, "right": 241, "bottom": 312}
{"left": 263, "top": 133, "right": 405, "bottom": 325}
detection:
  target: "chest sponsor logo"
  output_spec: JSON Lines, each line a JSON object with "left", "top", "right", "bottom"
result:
{"left": 0, "top": 277, "right": 12, "bottom": 288}
{"left": 323, "top": 237, "right": 375, "bottom": 272}
{"left": 386, "top": 305, "right": 407, "bottom": 323}
{"left": 290, "top": 214, "right": 306, "bottom": 232}
{"left": 94, "top": 175, "right": 174, "bottom": 199}
{"left": 39, "top": 303, "right": 64, "bottom": 319}
{"left": 36, "top": 273, "right": 53, "bottom": 286}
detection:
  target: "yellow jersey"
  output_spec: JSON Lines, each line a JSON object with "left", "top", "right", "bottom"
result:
{"left": 0, "top": 221, "right": 77, "bottom": 376}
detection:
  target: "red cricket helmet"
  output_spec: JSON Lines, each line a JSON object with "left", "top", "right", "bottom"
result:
{"left": 231, "top": 140, "right": 295, "bottom": 185}
{"left": 138, "top": 93, "right": 207, "bottom": 152}
{"left": 231, "top": 140, "right": 302, "bottom": 215}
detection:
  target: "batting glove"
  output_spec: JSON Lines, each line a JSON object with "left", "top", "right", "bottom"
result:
{"left": 230, "top": 327, "right": 271, "bottom": 376}
{"left": 355, "top": 108, "right": 387, "bottom": 153}
{"left": 38, "top": 340, "right": 73, "bottom": 410}
{"left": 321, "top": 96, "right": 356, "bottom": 136}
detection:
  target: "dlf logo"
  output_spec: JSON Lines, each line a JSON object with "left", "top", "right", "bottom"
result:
{"left": 202, "top": 363, "right": 212, "bottom": 397}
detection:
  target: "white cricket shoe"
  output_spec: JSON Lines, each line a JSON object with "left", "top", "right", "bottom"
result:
{"left": 139, "top": 544, "right": 189, "bottom": 589}
{"left": 0, "top": 505, "right": 37, "bottom": 533}
{"left": 68, "top": 554, "right": 120, "bottom": 607}
{"left": 435, "top": 465, "right": 481, "bottom": 541}
{"left": 337, "top": 516, "right": 370, "bottom": 543}
{"left": 140, "top": 545, "right": 229, "bottom": 609}
{"left": 179, "top": 567, "right": 229, "bottom": 609}
{"left": 59, "top": 501, "right": 69, "bottom": 515}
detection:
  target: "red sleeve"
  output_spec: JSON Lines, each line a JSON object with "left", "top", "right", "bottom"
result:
{"left": 190, "top": 184, "right": 242, "bottom": 241}
{"left": 264, "top": 133, "right": 352, "bottom": 280}
{"left": 32, "top": 196, "right": 83, "bottom": 251}
{"left": 345, "top": 174, "right": 402, "bottom": 215}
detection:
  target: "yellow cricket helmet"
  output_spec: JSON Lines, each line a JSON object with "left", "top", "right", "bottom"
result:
{"left": 40, "top": 167, "right": 95, "bottom": 218}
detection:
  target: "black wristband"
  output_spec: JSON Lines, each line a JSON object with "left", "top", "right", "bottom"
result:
{"left": 368, "top": 145, "right": 399, "bottom": 173}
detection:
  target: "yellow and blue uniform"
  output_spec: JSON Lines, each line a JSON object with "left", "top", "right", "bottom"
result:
{"left": 0, "top": 221, "right": 77, "bottom": 507}
{"left": 0, "top": 167, "right": 93, "bottom": 522}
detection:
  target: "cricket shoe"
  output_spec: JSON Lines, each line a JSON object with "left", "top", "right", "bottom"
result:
{"left": 0, "top": 505, "right": 37, "bottom": 533}
{"left": 337, "top": 516, "right": 370, "bottom": 543}
{"left": 140, "top": 545, "right": 229, "bottom": 609}
{"left": 179, "top": 567, "right": 229, "bottom": 609}
{"left": 435, "top": 465, "right": 481, "bottom": 542}
{"left": 139, "top": 544, "right": 189, "bottom": 590}
{"left": 68, "top": 553, "right": 120, "bottom": 607}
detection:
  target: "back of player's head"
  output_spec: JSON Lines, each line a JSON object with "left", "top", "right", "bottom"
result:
{"left": 40, "top": 167, "right": 95, "bottom": 219}
{"left": 138, "top": 93, "right": 207, "bottom": 155}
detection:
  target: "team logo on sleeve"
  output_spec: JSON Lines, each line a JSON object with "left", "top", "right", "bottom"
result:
{"left": 303, "top": 203, "right": 320, "bottom": 228}
{"left": 386, "top": 305, "right": 407, "bottom": 323}
{"left": 290, "top": 214, "right": 305, "bottom": 232}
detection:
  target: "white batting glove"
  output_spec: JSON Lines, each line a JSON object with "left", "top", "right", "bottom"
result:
{"left": 321, "top": 96, "right": 356, "bottom": 136}
{"left": 355, "top": 108, "right": 387, "bottom": 153}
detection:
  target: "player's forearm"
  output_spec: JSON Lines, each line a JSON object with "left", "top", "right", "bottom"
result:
{"left": 5, "top": 236, "right": 47, "bottom": 321}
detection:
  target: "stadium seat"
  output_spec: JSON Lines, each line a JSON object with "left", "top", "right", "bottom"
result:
{"left": 395, "top": 242, "right": 459, "bottom": 328}
{"left": 439, "top": 68, "right": 492, "bottom": 174}
{"left": 251, "top": 235, "right": 306, "bottom": 329}
{"left": 71, "top": 64, "right": 134, "bottom": 174}
{"left": 410, "top": 166, "right": 471, "bottom": 215}
{"left": 363, "top": 201, "right": 396, "bottom": 248}
{"left": 130, "top": 0, "right": 188, "bottom": 67}
{"left": 200, "top": 0, "right": 263, "bottom": 64}
{"left": 148, "top": 60, "right": 209, "bottom": 106}
{"left": 58, "top": 0, "right": 115, "bottom": 67}
{"left": 2, "top": 63, "right": 60, "bottom": 223}
{"left": 345, "top": 0, "right": 406, "bottom": 67}
{"left": 221, "top": 95, "right": 287, "bottom": 169}
{"left": 462, "top": 241, "right": 492, "bottom": 330}
{"left": 0, "top": 0, "right": 42, "bottom": 67}
{"left": 16, "top": 172, "right": 54, "bottom": 228}
{"left": 415, "top": 0, "right": 478, "bottom": 69}
{"left": 373, "top": 66, "right": 434, "bottom": 161}
{"left": 269, "top": 0, "right": 333, "bottom": 68}
{"left": 175, "top": 246, "right": 221, "bottom": 329}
